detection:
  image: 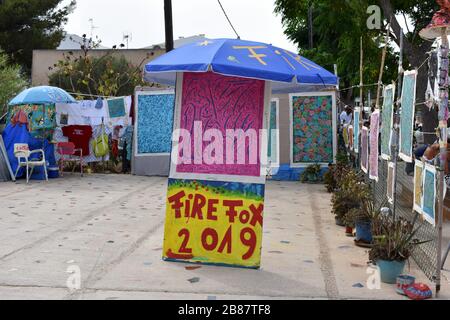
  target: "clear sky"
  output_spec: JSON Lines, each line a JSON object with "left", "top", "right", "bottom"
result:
{"left": 61, "top": 0, "right": 298, "bottom": 52}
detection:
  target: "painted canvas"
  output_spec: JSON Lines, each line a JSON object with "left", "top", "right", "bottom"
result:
{"left": 387, "top": 162, "right": 396, "bottom": 204}
{"left": 136, "top": 92, "right": 175, "bottom": 154}
{"left": 413, "top": 160, "right": 424, "bottom": 214}
{"left": 422, "top": 164, "right": 436, "bottom": 226}
{"left": 268, "top": 100, "right": 279, "bottom": 165}
{"left": 348, "top": 125, "right": 354, "bottom": 150}
{"left": 361, "top": 126, "right": 369, "bottom": 174}
{"left": 175, "top": 72, "right": 265, "bottom": 177}
{"left": 381, "top": 85, "right": 395, "bottom": 160}
{"left": 165, "top": 72, "right": 269, "bottom": 268}
{"left": 291, "top": 95, "right": 334, "bottom": 164}
{"left": 343, "top": 125, "right": 349, "bottom": 148}
{"left": 353, "top": 108, "right": 360, "bottom": 153}
{"left": 163, "top": 178, "right": 264, "bottom": 268}
{"left": 369, "top": 110, "right": 380, "bottom": 181}
{"left": 107, "top": 97, "right": 127, "bottom": 119}
{"left": 399, "top": 71, "right": 417, "bottom": 162}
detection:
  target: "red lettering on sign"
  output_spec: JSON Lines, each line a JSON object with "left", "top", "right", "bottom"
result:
{"left": 178, "top": 229, "right": 192, "bottom": 254}
{"left": 168, "top": 191, "right": 186, "bottom": 218}
{"left": 240, "top": 227, "right": 257, "bottom": 260}
{"left": 223, "top": 200, "right": 243, "bottom": 223}
{"left": 207, "top": 199, "right": 219, "bottom": 221}
{"left": 201, "top": 228, "right": 218, "bottom": 251}
{"left": 191, "top": 194, "right": 206, "bottom": 219}
{"left": 249, "top": 204, "right": 264, "bottom": 227}
{"left": 239, "top": 210, "right": 250, "bottom": 224}
{"left": 218, "top": 225, "right": 232, "bottom": 254}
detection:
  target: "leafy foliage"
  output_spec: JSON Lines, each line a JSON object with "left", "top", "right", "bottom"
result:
{"left": 0, "top": 50, "right": 27, "bottom": 118}
{"left": 274, "top": 0, "right": 439, "bottom": 100}
{"left": 0, "top": 0, "right": 76, "bottom": 73}
{"left": 48, "top": 35, "right": 149, "bottom": 98}
{"left": 274, "top": 0, "right": 397, "bottom": 94}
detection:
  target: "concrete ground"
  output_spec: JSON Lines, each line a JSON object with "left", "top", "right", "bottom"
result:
{"left": 0, "top": 174, "right": 449, "bottom": 300}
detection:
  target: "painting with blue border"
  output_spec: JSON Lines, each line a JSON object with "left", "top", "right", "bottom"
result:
{"left": 137, "top": 93, "right": 175, "bottom": 154}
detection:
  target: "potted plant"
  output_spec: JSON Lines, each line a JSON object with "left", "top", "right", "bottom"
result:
{"left": 300, "top": 163, "right": 322, "bottom": 183}
{"left": 331, "top": 169, "right": 369, "bottom": 227}
{"left": 345, "top": 199, "right": 385, "bottom": 247}
{"left": 323, "top": 164, "right": 336, "bottom": 193}
{"left": 369, "top": 217, "right": 430, "bottom": 284}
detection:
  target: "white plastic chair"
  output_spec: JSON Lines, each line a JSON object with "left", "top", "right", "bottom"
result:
{"left": 14, "top": 143, "right": 48, "bottom": 183}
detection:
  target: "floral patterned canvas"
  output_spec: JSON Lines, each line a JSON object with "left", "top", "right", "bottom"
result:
{"left": 292, "top": 95, "right": 333, "bottom": 163}
{"left": 137, "top": 93, "right": 175, "bottom": 154}
{"left": 7, "top": 104, "right": 56, "bottom": 139}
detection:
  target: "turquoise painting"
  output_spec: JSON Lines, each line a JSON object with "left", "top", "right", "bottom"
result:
{"left": 400, "top": 72, "right": 416, "bottom": 162}
{"left": 292, "top": 95, "right": 333, "bottom": 163}
{"left": 107, "top": 98, "right": 127, "bottom": 118}
{"left": 422, "top": 168, "right": 436, "bottom": 225}
{"left": 354, "top": 109, "right": 360, "bottom": 153}
{"left": 137, "top": 93, "right": 175, "bottom": 154}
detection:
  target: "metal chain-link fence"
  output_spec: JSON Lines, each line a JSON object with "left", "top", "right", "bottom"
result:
{"left": 363, "top": 159, "right": 439, "bottom": 283}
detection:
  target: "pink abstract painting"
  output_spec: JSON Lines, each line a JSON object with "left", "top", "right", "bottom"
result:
{"left": 176, "top": 72, "right": 265, "bottom": 177}
{"left": 369, "top": 110, "right": 380, "bottom": 181}
{"left": 361, "top": 127, "right": 369, "bottom": 174}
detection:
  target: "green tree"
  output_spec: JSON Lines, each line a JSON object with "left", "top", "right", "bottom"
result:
{"left": 48, "top": 35, "right": 150, "bottom": 98}
{"left": 0, "top": 0, "right": 76, "bottom": 74}
{"left": 275, "top": 0, "right": 440, "bottom": 142}
{"left": 0, "top": 50, "right": 27, "bottom": 118}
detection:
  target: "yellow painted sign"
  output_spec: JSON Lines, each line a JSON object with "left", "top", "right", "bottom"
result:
{"left": 162, "top": 179, "right": 264, "bottom": 268}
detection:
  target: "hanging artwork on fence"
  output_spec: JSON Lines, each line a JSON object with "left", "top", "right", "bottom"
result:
{"left": 290, "top": 92, "right": 336, "bottom": 165}
{"left": 135, "top": 91, "right": 175, "bottom": 155}
{"left": 163, "top": 179, "right": 264, "bottom": 268}
{"left": 399, "top": 70, "right": 417, "bottom": 163}
{"left": 353, "top": 108, "right": 360, "bottom": 153}
{"left": 361, "top": 126, "right": 369, "bottom": 174}
{"left": 413, "top": 160, "right": 424, "bottom": 214}
{"left": 164, "top": 72, "right": 269, "bottom": 269}
{"left": 422, "top": 164, "right": 436, "bottom": 226}
{"left": 387, "top": 162, "right": 396, "bottom": 204}
{"left": 381, "top": 85, "right": 395, "bottom": 160}
{"left": 369, "top": 110, "right": 380, "bottom": 181}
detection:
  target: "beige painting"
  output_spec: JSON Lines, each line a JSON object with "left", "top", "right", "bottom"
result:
{"left": 413, "top": 160, "right": 424, "bottom": 214}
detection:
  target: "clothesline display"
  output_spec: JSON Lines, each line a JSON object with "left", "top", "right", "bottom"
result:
{"left": 55, "top": 97, "right": 132, "bottom": 127}
{"left": 53, "top": 125, "right": 112, "bottom": 163}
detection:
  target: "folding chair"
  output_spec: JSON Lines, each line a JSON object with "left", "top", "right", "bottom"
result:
{"left": 57, "top": 142, "right": 83, "bottom": 177}
{"left": 14, "top": 143, "right": 48, "bottom": 184}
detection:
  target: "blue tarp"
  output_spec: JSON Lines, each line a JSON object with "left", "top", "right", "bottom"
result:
{"left": 144, "top": 38, "right": 338, "bottom": 93}
{"left": 1, "top": 124, "right": 56, "bottom": 180}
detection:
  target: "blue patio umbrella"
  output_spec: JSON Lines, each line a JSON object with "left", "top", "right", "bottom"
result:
{"left": 144, "top": 38, "right": 338, "bottom": 93}
{"left": 8, "top": 86, "right": 77, "bottom": 106}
